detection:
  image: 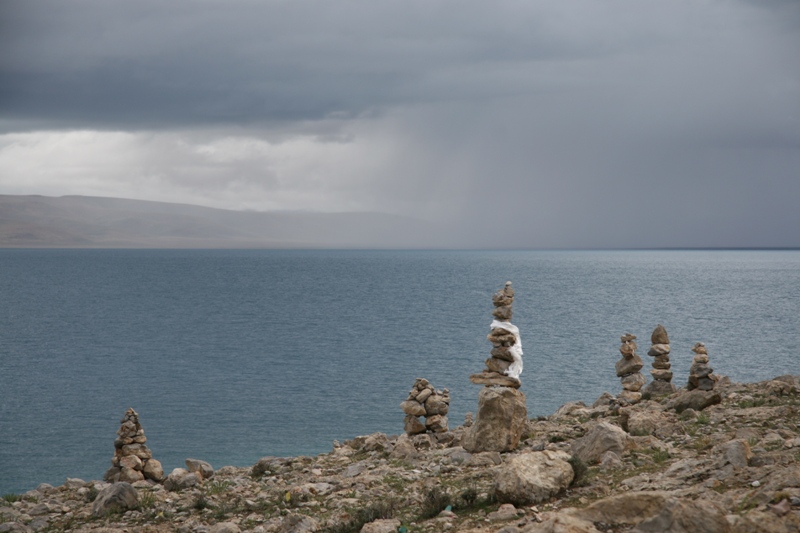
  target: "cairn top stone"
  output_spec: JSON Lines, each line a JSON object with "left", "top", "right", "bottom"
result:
{"left": 620, "top": 333, "right": 637, "bottom": 343}
{"left": 651, "top": 324, "right": 669, "bottom": 345}
{"left": 692, "top": 342, "right": 707, "bottom": 354}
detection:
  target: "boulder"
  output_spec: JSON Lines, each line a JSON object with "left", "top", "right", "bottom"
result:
{"left": 719, "top": 440, "right": 752, "bottom": 468}
{"left": 118, "top": 466, "right": 144, "bottom": 483}
{"left": 667, "top": 390, "right": 722, "bottom": 413}
{"left": 571, "top": 491, "right": 671, "bottom": 525}
{"left": 209, "top": 523, "right": 241, "bottom": 533}
{"left": 424, "top": 395, "right": 449, "bottom": 416}
{"left": 425, "top": 414, "right": 448, "bottom": 433}
{"left": 185, "top": 458, "right": 214, "bottom": 480}
{"left": 643, "top": 379, "right": 677, "bottom": 396}
{"left": 279, "top": 514, "right": 320, "bottom": 533}
{"left": 143, "top": 458, "right": 164, "bottom": 481}
{"left": 163, "top": 468, "right": 200, "bottom": 491}
{"left": 91, "top": 482, "right": 139, "bottom": 517}
{"left": 463, "top": 386, "right": 528, "bottom": 453}
{"left": 359, "top": 518, "right": 401, "bottom": 533}
{"left": 494, "top": 450, "right": 574, "bottom": 506}
{"left": 571, "top": 422, "right": 629, "bottom": 464}
{"left": 524, "top": 514, "right": 602, "bottom": 532}
{"left": 631, "top": 498, "right": 730, "bottom": 532}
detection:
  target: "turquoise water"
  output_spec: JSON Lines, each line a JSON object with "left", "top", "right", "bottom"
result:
{"left": 1, "top": 249, "right": 799, "bottom": 494}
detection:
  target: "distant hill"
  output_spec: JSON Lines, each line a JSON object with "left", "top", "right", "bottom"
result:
{"left": 0, "top": 195, "right": 440, "bottom": 248}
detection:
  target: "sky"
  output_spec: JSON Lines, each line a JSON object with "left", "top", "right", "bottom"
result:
{"left": 1, "top": 0, "right": 798, "bottom": 248}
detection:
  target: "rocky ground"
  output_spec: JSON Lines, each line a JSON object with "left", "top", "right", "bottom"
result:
{"left": 3, "top": 375, "right": 800, "bottom": 533}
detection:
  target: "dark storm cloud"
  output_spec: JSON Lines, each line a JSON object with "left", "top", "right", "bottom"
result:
{"left": 1, "top": 0, "right": 799, "bottom": 248}
{"left": 0, "top": 0, "right": 657, "bottom": 129}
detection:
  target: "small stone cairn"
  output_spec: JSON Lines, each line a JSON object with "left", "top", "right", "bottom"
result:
{"left": 643, "top": 324, "right": 677, "bottom": 396}
{"left": 616, "top": 333, "right": 646, "bottom": 404}
{"left": 469, "top": 281, "right": 523, "bottom": 388}
{"left": 400, "top": 378, "right": 450, "bottom": 435}
{"left": 688, "top": 342, "right": 716, "bottom": 391}
{"left": 104, "top": 408, "right": 164, "bottom": 483}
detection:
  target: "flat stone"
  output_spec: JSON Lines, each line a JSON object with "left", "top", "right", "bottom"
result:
{"left": 616, "top": 354, "right": 644, "bottom": 377}
{"left": 469, "top": 372, "right": 521, "bottom": 388}
{"left": 650, "top": 369, "right": 673, "bottom": 381}
{"left": 647, "top": 344, "right": 671, "bottom": 357}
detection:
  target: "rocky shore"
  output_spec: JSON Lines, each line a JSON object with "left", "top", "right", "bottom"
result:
{"left": 3, "top": 376, "right": 800, "bottom": 533}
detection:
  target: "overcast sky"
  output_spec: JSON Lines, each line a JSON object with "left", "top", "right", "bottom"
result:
{"left": 1, "top": 0, "right": 798, "bottom": 248}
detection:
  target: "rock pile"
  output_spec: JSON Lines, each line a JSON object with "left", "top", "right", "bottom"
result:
{"left": 688, "top": 342, "right": 717, "bottom": 391}
{"left": 643, "top": 324, "right": 677, "bottom": 396}
{"left": 470, "top": 281, "right": 523, "bottom": 388}
{"left": 400, "top": 378, "right": 450, "bottom": 435}
{"left": 616, "top": 333, "right": 646, "bottom": 405}
{"left": 103, "top": 408, "right": 164, "bottom": 483}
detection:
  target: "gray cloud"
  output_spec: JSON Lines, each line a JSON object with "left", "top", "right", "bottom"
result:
{"left": 0, "top": 0, "right": 798, "bottom": 248}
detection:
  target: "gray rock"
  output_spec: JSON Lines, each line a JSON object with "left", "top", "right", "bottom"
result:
{"left": 621, "top": 372, "right": 647, "bottom": 392}
{"left": 91, "top": 482, "right": 139, "bottom": 517}
{"left": 494, "top": 450, "right": 574, "bottom": 506}
{"left": 651, "top": 324, "right": 670, "bottom": 345}
{"left": 400, "top": 400, "right": 426, "bottom": 417}
{"left": 631, "top": 498, "right": 730, "bottom": 533}
{"left": 643, "top": 379, "right": 677, "bottom": 396}
{"left": 667, "top": 389, "right": 722, "bottom": 413}
{"left": 404, "top": 414, "right": 426, "bottom": 435}
{"left": 209, "top": 523, "right": 241, "bottom": 533}
{"left": 463, "top": 386, "right": 527, "bottom": 453}
{"left": 359, "top": 518, "right": 401, "bottom": 533}
{"left": 616, "top": 354, "right": 644, "bottom": 377}
{"left": 279, "top": 514, "right": 320, "bottom": 533}
{"left": 186, "top": 458, "right": 214, "bottom": 480}
{"left": 571, "top": 422, "right": 629, "bottom": 464}
{"left": 163, "top": 468, "right": 200, "bottom": 491}
{"left": 143, "top": 458, "right": 164, "bottom": 481}
{"left": 720, "top": 439, "right": 752, "bottom": 468}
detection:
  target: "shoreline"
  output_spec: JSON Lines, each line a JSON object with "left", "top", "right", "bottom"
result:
{"left": 3, "top": 375, "right": 800, "bottom": 532}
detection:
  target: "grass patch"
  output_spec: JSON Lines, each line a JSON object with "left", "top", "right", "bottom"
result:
{"left": 696, "top": 413, "right": 711, "bottom": 425}
{"left": 138, "top": 491, "right": 157, "bottom": 510}
{"left": 418, "top": 486, "right": 453, "bottom": 520}
{"left": 206, "top": 479, "right": 233, "bottom": 495}
{"left": 2, "top": 494, "right": 20, "bottom": 504}
{"left": 324, "top": 499, "right": 399, "bottom": 533}
{"left": 568, "top": 456, "right": 590, "bottom": 487}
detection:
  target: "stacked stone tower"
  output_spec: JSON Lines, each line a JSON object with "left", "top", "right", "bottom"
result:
{"left": 688, "top": 342, "right": 716, "bottom": 391}
{"left": 104, "top": 408, "right": 164, "bottom": 483}
{"left": 616, "top": 333, "right": 646, "bottom": 404}
{"left": 470, "top": 281, "right": 523, "bottom": 387}
{"left": 643, "top": 324, "right": 677, "bottom": 395}
{"left": 400, "top": 378, "right": 450, "bottom": 435}
{"left": 464, "top": 282, "right": 528, "bottom": 453}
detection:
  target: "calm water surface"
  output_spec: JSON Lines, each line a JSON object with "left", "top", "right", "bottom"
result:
{"left": 1, "top": 249, "right": 799, "bottom": 494}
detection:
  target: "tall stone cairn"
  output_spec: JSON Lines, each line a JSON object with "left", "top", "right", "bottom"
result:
{"left": 643, "top": 324, "right": 677, "bottom": 396}
{"left": 104, "top": 408, "right": 164, "bottom": 483}
{"left": 616, "top": 333, "right": 646, "bottom": 405}
{"left": 463, "top": 281, "right": 528, "bottom": 453}
{"left": 400, "top": 378, "right": 450, "bottom": 435}
{"left": 469, "top": 281, "right": 523, "bottom": 388}
{"left": 688, "top": 342, "right": 717, "bottom": 391}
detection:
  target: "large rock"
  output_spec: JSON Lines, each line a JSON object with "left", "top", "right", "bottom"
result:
{"left": 643, "top": 379, "right": 677, "bottom": 396}
{"left": 462, "top": 386, "right": 528, "bottom": 453}
{"left": 163, "top": 468, "right": 200, "bottom": 491}
{"left": 185, "top": 458, "right": 214, "bottom": 480}
{"left": 359, "top": 519, "right": 401, "bottom": 533}
{"left": 667, "top": 389, "right": 722, "bottom": 413}
{"left": 622, "top": 372, "right": 647, "bottom": 392}
{"left": 571, "top": 422, "right": 629, "bottom": 464}
{"left": 523, "top": 514, "right": 601, "bottom": 532}
{"left": 142, "top": 458, "right": 164, "bottom": 481}
{"left": 631, "top": 498, "right": 730, "bottom": 532}
{"left": 469, "top": 372, "right": 521, "bottom": 388}
{"left": 571, "top": 491, "right": 671, "bottom": 525}
{"left": 91, "top": 482, "right": 139, "bottom": 517}
{"left": 494, "top": 450, "right": 574, "bottom": 506}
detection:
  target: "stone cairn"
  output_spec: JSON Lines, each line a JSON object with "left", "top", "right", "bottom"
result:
{"left": 643, "top": 324, "right": 677, "bottom": 396}
{"left": 469, "top": 281, "right": 523, "bottom": 388}
{"left": 104, "top": 408, "right": 164, "bottom": 483}
{"left": 688, "top": 342, "right": 716, "bottom": 391}
{"left": 400, "top": 378, "right": 450, "bottom": 435}
{"left": 463, "top": 282, "right": 528, "bottom": 453}
{"left": 616, "top": 333, "right": 646, "bottom": 405}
